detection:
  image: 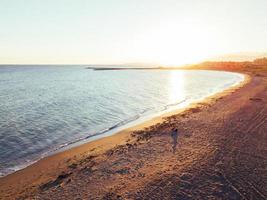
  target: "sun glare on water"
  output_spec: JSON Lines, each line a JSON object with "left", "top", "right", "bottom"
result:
{"left": 168, "top": 71, "right": 185, "bottom": 103}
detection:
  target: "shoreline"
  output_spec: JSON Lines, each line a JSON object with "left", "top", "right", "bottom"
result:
{"left": 1, "top": 66, "right": 266, "bottom": 199}
{"left": 0, "top": 71, "right": 245, "bottom": 178}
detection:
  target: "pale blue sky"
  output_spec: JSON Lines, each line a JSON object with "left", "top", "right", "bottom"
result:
{"left": 0, "top": 0, "right": 267, "bottom": 65}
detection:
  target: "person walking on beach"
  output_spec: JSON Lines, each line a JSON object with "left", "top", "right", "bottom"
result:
{"left": 171, "top": 128, "right": 178, "bottom": 153}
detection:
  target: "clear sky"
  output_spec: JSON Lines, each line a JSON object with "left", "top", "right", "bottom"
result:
{"left": 0, "top": 0, "right": 267, "bottom": 65}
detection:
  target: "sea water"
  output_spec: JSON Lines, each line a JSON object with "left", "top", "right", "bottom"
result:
{"left": 0, "top": 66, "right": 244, "bottom": 176}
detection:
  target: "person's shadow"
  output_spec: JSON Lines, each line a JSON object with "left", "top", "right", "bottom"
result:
{"left": 171, "top": 129, "right": 178, "bottom": 153}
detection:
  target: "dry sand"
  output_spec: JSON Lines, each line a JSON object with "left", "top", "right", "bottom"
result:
{"left": 0, "top": 65, "right": 266, "bottom": 200}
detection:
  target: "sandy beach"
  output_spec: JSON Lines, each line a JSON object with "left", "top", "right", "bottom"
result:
{"left": 0, "top": 64, "right": 266, "bottom": 199}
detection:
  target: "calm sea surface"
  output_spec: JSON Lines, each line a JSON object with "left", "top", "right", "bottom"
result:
{"left": 0, "top": 66, "right": 243, "bottom": 176}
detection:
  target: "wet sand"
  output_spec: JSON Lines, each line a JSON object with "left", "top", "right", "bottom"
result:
{"left": 0, "top": 65, "right": 266, "bottom": 199}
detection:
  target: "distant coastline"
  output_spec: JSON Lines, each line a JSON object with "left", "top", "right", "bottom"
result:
{"left": 86, "top": 66, "right": 177, "bottom": 70}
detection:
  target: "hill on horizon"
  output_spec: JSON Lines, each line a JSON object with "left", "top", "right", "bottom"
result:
{"left": 209, "top": 52, "right": 267, "bottom": 62}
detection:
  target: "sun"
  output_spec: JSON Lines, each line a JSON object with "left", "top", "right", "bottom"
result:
{"left": 130, "top": 20, "right": 225, "bottom": 66}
